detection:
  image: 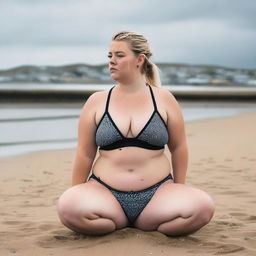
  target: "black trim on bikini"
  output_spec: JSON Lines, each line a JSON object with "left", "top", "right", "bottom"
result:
{"left": 95, "top": 86, "right": 115, "bottom": 134}
{"left": 105, "top": 85, "right": 114, "bottom": 112}
{"left": 96, "top": 83, "right": 168, "bottom": 135}
{"left": 89, "top": 173, "right": 173, "bottom": 193}
{"left": 106, "top": 110, "right": 157, "bottom": 139}
{"left": 99, "top": 138, "right": 165, "bottom": 150}
{"left": 147, "top": 83, "right": 157, "bottom": 111}
{"left": 104, "top": 84, "right": 162, "bottom": 137}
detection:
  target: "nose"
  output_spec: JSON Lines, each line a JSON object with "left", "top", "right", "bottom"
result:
{"left": 109, "top": 56, "right": 116, "bottom": 65}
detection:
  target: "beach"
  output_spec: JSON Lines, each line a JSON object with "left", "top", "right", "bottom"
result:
{"left": 0, "top": 112, "right": 256, "bottom": 255}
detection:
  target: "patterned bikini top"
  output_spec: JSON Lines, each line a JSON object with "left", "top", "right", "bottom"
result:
{"left": 95, "top": 83, "right": 169, "bottom": 150}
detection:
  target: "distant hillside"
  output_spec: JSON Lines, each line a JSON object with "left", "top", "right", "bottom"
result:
{"left": 0, "top": 63, "right": 255, "bottom": 86}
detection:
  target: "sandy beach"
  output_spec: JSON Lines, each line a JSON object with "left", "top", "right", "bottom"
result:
{"left": 0, "top": 112, "right": 256, "bottom": 256}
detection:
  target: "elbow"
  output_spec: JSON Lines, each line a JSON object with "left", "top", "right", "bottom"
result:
{"left": 76, "top": 146, "right": 97, "bottom": 161}
{"left": 169, "top": 140, "right": 188, "bottom": 154}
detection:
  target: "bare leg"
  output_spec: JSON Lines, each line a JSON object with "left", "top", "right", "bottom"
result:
{"left": 57, "top": 179, "right": 129, "bottom": 235}
{"left": 134, "top": 181, "right": 215, "bottom": 236}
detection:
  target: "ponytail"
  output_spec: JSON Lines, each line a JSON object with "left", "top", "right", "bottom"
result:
{"left": 143, "top": 58, "right": 162, "bottom": 87}
{"left": 112, "top": 31, "right": 162, "bottom": 87}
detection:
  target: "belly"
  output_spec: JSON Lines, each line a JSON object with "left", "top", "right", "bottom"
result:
{"left": 91, "top": 146, "right": 172, "bottom": 191}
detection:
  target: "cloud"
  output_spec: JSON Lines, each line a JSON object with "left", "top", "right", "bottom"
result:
{"left": 136, "top": 19, "right": 256, "bottom": 68}
{"left": 0, "top": 0, "right": 255, "bottom": 69}
{"left": 0, "top": 45, "right": 107, "bottom": 70}
{"left": 0, "top": 1, "right": 113, "bottom": 46}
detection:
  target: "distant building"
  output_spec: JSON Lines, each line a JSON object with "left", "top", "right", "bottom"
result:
{"left": 247, "top": 80, "right": 256, "bottom": 86}
{"left": 209, "top": 79, "right": 230, "bottom": 85}
{"left": 186, "top": 78, "right": 209, "bottom": 85}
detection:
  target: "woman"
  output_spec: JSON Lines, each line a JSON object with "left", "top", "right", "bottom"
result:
{"left": 57, "top": 31, "right": 215, "bottom": 236}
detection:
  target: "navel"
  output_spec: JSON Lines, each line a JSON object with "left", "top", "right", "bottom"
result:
{"left": 127, "top": 168, "right": 134, "bottom": 172}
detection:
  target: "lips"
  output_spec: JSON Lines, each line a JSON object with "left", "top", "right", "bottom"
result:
{"left": 110, "top": 67, "right": 118, "bottom": 72}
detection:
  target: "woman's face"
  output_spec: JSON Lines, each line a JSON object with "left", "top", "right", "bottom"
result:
{"left": 108, "top": 40, "right": 140, "bottom": 82}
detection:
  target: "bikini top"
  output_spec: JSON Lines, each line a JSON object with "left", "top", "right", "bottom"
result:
{"left": 95, "top": 83, "right": 169, "bottom": 150}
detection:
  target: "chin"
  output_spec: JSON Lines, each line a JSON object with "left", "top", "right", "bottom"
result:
{"left": 110, "top": 74, "right": 120, "bottom": 82}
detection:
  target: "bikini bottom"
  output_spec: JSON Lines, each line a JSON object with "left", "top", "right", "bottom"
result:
{"left": 89, "top": 173, "right": 173, "bottom": 225}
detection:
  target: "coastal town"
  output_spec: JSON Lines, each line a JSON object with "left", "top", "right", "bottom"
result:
{"left": 0, "top": 63, "right": 255, "bottom": 86}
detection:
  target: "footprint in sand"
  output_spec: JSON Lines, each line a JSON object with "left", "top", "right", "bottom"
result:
{"left": 244, "top": 231, "right": 256, "bottom": 241}
{"left": 193, "top": 163, "right": 203, "bottom": 166}
{"left": 2, "top": 178, "right": 13, "bottom": 182}
{"left": 215, "top": 164, "right": 229, "bottom": 168}
{"left": 51, "top": 229, "right": 73, "bottom": 236}
{"left": 17, "top": 214, "right": 27, "bottom": 217}
{"left": 229, "top": 212, "right": 252, "bottom": 221}
{"left": 38, "top": 223, "right": 63, "bottom": 231}
{"left": 36, "top": 233, "right": 90, "bottom": 249}
{"left": 2, "top": 220, "right": 41, "bottom": 236}
{"left": 214, "top": 220, "right": 243, "bottom": 227}
{"left": 53, "top": 233, "right": 87, "bottom": 241}
{"left": 8, "top": 248, "right": 17, "bottom": 254}
{"left": 218, "top": 190, "right": 248, "bottom": 195}
{"left": 206, "top": 159, "right": 215, "bottom": 163}
{"left": 2, "top": 221, "right": 24, "bottom": 225}
{"left": 53, "top": 235, "right": 70, "bottom": 240}
{"left": 224, "top": 158, "right": 232, "bottom": 162}
{"left": 37, "top": 228, "right": 151, "bottom": 249}
{"left": 229, "top": 212, "right": 247, "bottom": 217}
{"left": 232, "top": 169, "right": 243, "bottom": 173}
{"left": 43, "top": 171, "right": 53, "bottom": 175}
{"left": 245, "top": 215, "right": 256, "bottom": 221}
{"left": 36, "top": 184, "right": 52, "bottom": 188}
{"left": 215, "top": 244, "right": 245, "bottom": 254}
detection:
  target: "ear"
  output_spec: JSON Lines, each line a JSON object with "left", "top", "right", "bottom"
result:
{"left": 137, "top": 54, "right": 146, "bottom": 66}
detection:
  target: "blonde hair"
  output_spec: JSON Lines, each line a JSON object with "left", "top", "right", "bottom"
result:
{"left": 112, "top": 31, "right": 162, "bottom": 87}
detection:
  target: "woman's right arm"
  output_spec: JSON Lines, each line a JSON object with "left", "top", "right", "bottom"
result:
{"left": 71, "top": 93, "right": 99, "bottom": 186}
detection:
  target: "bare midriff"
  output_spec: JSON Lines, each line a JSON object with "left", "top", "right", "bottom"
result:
{"left": 91, "top": 146, "right": 172, "bottom": 191}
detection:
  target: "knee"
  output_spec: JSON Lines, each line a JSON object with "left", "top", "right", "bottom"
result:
{"left": 57, "top": 189, "right": 77, "bottom": 224}
{"left": 57, "top": 191, "right": 92, "bottom": 232}
{"left": 57, "top": 196, "right": 69, "bottom": 224}
{"left": 197, "top": 197, "right": 215, "bottom": 225}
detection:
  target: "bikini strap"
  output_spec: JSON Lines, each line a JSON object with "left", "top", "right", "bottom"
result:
{"left": 105, "top": 86, "right": 115, "bottom": 112}
{"left": 147, "top": 83, "right": 158, "bottom": 111}
{"left": 107, "top": 84, "right": 157, "bottom": 112}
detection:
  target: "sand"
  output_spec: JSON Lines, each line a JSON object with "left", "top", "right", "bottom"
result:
{"left": 0, "top": 112, "right": 256, "bottom": 256}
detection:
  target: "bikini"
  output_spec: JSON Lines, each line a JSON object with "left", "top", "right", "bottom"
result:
{"left": 90, "top": 83, "right": 173, "bottom": 225}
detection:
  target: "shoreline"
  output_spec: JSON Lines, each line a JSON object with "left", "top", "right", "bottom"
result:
{"left": 0, "top": 113, "right": 256, "bottom": 255}
{"left": 1, "top": 101, "right": 256, "bottom": 159}
{"left": 1, "top": 84, "right": 256, "bottom": 102}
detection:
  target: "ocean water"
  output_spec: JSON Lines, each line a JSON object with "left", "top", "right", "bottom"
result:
{"left": 1, "top": 104, "right": 256, "bottom": 158}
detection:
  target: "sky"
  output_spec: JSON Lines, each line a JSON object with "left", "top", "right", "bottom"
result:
{"left": 0, "top": 0, "right": 256, "bottom": 70}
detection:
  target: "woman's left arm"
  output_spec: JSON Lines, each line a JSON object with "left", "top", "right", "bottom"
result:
{"left": 164, "top": 90, "right": 188, "bottom": 184}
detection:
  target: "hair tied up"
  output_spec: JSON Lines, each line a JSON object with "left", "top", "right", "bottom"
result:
{"left": 112, "top": 31, "right": 161, "bottom": 87}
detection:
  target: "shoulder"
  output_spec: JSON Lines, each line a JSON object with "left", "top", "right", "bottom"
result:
{"left": 81, "top": 89, "right": 108, "bottom": 113}
{"left": 78, "top": 89, "right": 109, "bottom": 127}
{"left": 151, "top": 86, "right": 179, "bottom": 108}
{"left": 153, "top": 86, "right": 184, "bottom": 123}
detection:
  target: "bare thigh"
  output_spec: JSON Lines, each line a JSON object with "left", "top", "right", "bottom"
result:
{"left": 134, "top": 181, "right": 215, "bottom": 233}
{"left": 57, "top": 179, "right": 129, "bottom": 234}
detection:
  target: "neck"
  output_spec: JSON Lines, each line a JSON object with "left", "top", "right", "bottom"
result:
{"left": 116, "top": 76, "right": 147, "bottom": 94}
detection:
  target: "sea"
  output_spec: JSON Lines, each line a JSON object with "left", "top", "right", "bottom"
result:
{"left": 0, "top": 83, "right": 256, "bottom": 158}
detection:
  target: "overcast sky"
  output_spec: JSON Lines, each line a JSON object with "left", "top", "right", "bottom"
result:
{"left": 0, "top": 0, "right": 255, "bottom": 70}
